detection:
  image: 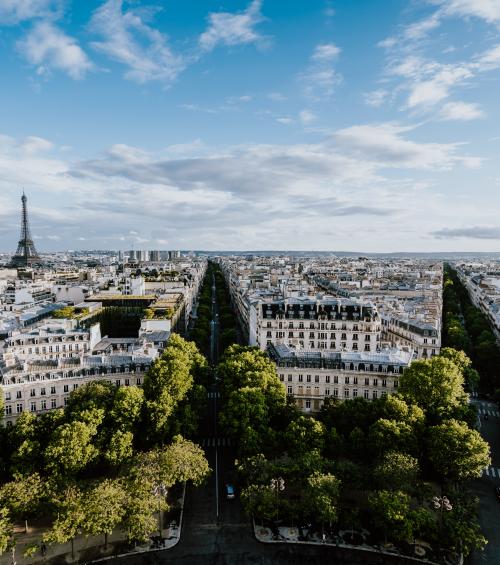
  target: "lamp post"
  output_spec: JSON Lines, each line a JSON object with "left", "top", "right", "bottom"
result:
{"left": 270, "top": 477, "right": 285, "bottom": 522}
{"left": 153, "top": 483, "right": 168, "bottom": 539}
{"left": 432, "top": 495, "right": 452, "bottom": 543}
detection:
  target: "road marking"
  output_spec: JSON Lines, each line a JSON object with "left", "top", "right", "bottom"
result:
{"left": 483, "top": 466, "right": 500, "bottom": 478}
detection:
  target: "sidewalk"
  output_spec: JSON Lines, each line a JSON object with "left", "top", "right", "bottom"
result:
{"left": 253, "top": 523, "right": 461, "bottom": 565}
{"left": 0, "top": 485, "right": 185, "bottom": 565}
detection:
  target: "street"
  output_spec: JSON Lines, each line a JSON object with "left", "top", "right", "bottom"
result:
{"left": 467, "top": 400, "right": 500, "bottom": 565}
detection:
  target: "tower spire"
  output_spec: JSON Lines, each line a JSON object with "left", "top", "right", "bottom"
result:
{"left": 9, "top": 192, "right": 41, "bottom": 268}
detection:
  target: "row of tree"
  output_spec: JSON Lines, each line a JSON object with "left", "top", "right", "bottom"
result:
{"left": 218, "top": 345, "right": 489, "bottom": 557}
{"left": 443, "top": 265, "right": 500, "bottom": 393}
{"left": 0, "top": 334, "right": 211, "bottom": 557}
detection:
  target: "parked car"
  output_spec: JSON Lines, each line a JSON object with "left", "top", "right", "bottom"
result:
{"left": 226, "top": 484, "right": 235, "bottom": 499}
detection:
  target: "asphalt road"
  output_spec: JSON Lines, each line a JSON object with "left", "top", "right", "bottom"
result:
{"left": 467, "top": 400, "right": 500, "bottom": 565}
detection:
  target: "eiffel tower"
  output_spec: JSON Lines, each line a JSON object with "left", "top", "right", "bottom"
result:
{"left": 9, "top": 192, "right": 42, "bottom": 267}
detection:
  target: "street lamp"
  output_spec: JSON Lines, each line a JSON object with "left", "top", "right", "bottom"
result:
{"left": 270, "top": 477, "right": 285, "bottom": 522}
{"left": 432, "top": 495, "right": 452, "bottom": 543}
{"left": 153, "top": 483, "right": 168, "bottom": 540}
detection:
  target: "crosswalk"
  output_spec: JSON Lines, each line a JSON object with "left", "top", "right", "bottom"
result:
{"left": 198, "top": 437, "right": 232, "bottom": 447}
{"left": 207, "top": 392, "right": 221, "bottom": 399}
{"left": 478, "top": 407, "right": 500, "bottom": 417}
{"left": 483, "top": 466, "right": 500, "bottom": 478}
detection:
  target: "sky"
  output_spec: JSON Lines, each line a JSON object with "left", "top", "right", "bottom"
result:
{"left": 1, "top": 0, "right": 500, "bottom": 252}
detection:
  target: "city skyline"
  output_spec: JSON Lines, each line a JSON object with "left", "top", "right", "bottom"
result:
{"left": 1, "top": 0, "right": 500, "bottom": 252}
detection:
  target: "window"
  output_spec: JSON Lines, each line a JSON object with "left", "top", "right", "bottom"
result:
{"left": 325, "top": 388, "right": 330, "bottom": 396}
{"left": 305, "top": 399, "right": 311, "bottom": 409}
{"left": 364, "top": 390, "right": 369, "bottom": 399}
{"left": 373, "top": 378, "right": 378, "bottom": 386}
{"left": 64, "top": 397, "right": 69, "bottom": 405}
{"left": 5, "top": 405, "right": 12, "bottom": 415}
{"left": 16, "top": 403, "right": 23, "bottom": 413}
{"left": 30, "top": 402, "right": 36, "bottom": 412}
{"left": 353, "top": 389, "right": 358, "bottom": 397}
{"left": 382, "top": 379, "right": 387, "bottom": 387}
{"left": 394, "top": 379, "right": 399, "bottom": 388}
{"left": 16, "top": 391, "right": 22, "bottom": 399}
{"left": 73, "top": 384, "right": 78, "bottom": 390}
{"left": 41, "top": 400, "right": 47, "bottom": 410}
{"left": 51, "top": 398, "right": 57, "bottom": 409}
{"left": 353, "top": 377, "right": 358, "bottom": 384}
{"left": 136, "top": 378, "right": 142, "bottom": 385}
{"left": 334, "top": 376, "right": 338, "bottom": 384}
{"left": 288, "top": 375, "right": 293, "bottom": 382}
{"left": 41, "top": 388, "right": 46, "bottom": 396}
{"left": 315, "top": 375, "right": 320, "bottom": 383}
{"left": 372, "top": 390, "right": 378, "bottom": 399}
{"left": 298, "top": 374, "right": 303, "bottom": 382}
{"left": 326, "top": 375, "right": 330, "bottom": 383}
{"left": 333, "top": 388, "right": 339, "bottom": 397}
{"left": 5, "top": 392, "right": 11, "bottom": 401}
{"left": 116, "top": 380, "right": 121, "bottom": 386}
{"left": 30, "top": 389, "right": 36, "bottom": 397}
{"left": 63, "top": 384, "right": 69, "bottom": 393}
{"left": 279, "top": 374, "right": 284, "bottom": 382}
{"left": 125, "top": 379, "right": 130, "bottom": 386}
{"left": 306, "top": 375, "right": 311, "bottom": 383}
{"left": 364, "top": 378, "right": 369, "bottom": 386}
{"left": 364, "top": 345, "right": 371, "bottom": 351}
{"left": 344, "top": 389, "right": 350, "bottom": 398}
{"left": 51, "top": 386, "right": 56, "bottom": 394}
{"left": 287, "top": 386, "right": 293, "bottom": 394}
{"left": 345, "top": 376, "right": 349, "bottom": 384}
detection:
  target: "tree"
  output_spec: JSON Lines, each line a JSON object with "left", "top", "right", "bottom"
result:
{"left": 427, "top": 419, "right": 490, "bottom": 482}
{"left": 110, "top": 386, "right": 144, "bottom": 431}
{"left": 45, "top": 420, "right": 99, "bottom": 477}
{"left": 0, "top": 508, "right": 13, "bottom": 556}
{"left": 284, "top": 417, "right": 325, "bottom": 456}
{"left": 373, "top": 451, "right": 419, "bottom": 491}
{"left": 240, "top": 484, "right": 276, "bottom": 522}
{"left": 305, "top": 472, "right": 341, "bottom": 530}
{"left": 0, "top": 473, "right": 44, "bottom": 533}
{"left": 65, "top": 381, "right": 114, "bottom": 419}
{"left": 368, "top": 490, "right": 412, "bottom": 542}
{"left": 133, "top": 436, "right": 210, "bottom": 488}
{"left": 104, "top": 430, "right": 134, "bottom": 467}
{"left": 121, "top": 477, "right": 165, "bottom": 544}
{"left": 44, "top": 485, "right": 86, "bottom": 560}
{"left": 82, "top": 479, "right": 126, "bottom": 548}
{"left": 398, "top": 357, "right": 468, "bottom": 420}
{"left": 369, "top": 419, "right": 418, "bottom": 456}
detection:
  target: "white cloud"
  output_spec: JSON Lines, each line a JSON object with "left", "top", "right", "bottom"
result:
{"left": 299, "top": 43, "right": 343, "bottom": 99}
{"left": 299, "top": 109, "right": 317, "bottom": 124}
{"left": 267, "top": 92, "right": 286, "bottom": 101}
{"left": 18, "top": 21, "right": 92, "bottom": 80}
{"left": 439, "top": 101, "right": 484, "bottom": 120}
{"left": 434, "top": 0, "right": 500, "bottom": 24}
{"left": 199, "top": 0, "right": 267, "bottom": 52}
{"left": 364, "top": 89, "right": 388, "bottom": 107}
{"left": 276, "top": 117, "right": 293, "bottom": 124}
{"left": 90, "top": 0, "right": 184, "bottom": 85}
{"left": 0, "top": 0, "right": 58, "bottom": 24}
{"left": 405, "top": 14, "right": 441, "bottom": 40}
{"left": 312, "top": 43, "right": 341, "bottom": 61}
{"left": 334, "top": 122, "right": 480, "bottom": 169}
{"left": 476, "top": 44, "right": 500, "bottom": 69}
{"left": 21, "top": 136, "right": 54, "bottom": 153}
{"left": 432, "top": 226, "right": 500, "bottom": 239}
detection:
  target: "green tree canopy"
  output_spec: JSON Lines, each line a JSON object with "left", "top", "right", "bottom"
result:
{"left": 398, "top": 356, "right": 468, "bottom": 419}
{"left": 427, "top": 419, "right": 490, "bottom": 482}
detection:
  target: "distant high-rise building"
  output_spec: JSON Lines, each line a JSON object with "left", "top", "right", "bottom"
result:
{"left": 150, "top": 250, "right": 160, "bottom": 262}
{"left": 10, "top": 192, "right": 41, "bottom": 268}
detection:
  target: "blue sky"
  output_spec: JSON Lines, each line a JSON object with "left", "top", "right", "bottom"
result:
{"left": 1, "top": 0, "right": 500, "bottom": 252}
